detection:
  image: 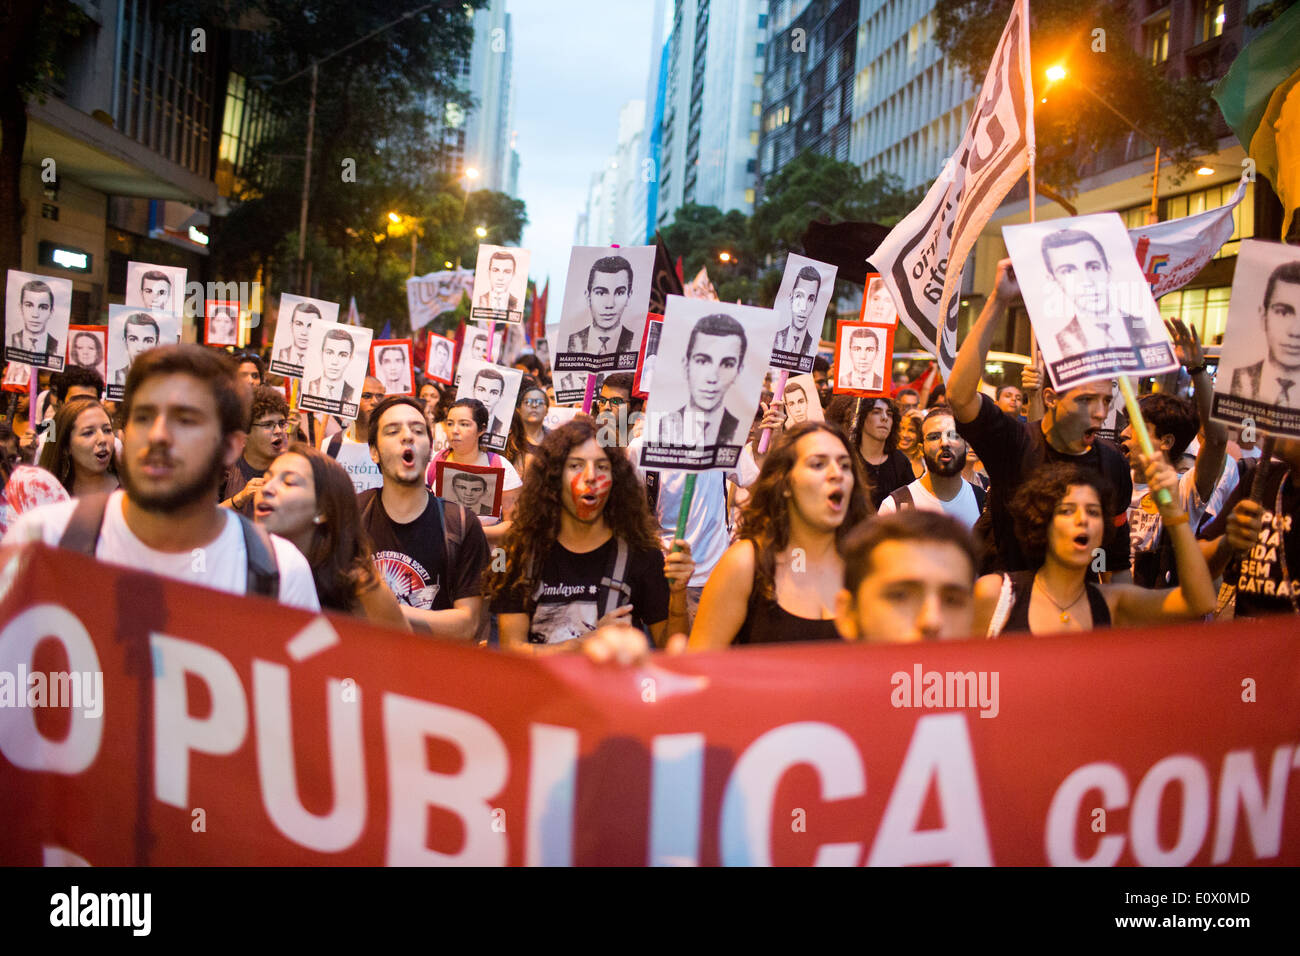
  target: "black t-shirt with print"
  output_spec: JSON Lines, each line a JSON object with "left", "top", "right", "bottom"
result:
{"left": 861, "top": 448, "right": 914, "bottom": 508}
{"left": 957, "top": 393, "right": 1133, "bottom": 574}
{"left": 492, "top": 536, "right": 669, "bottom": 644}
{"left": 362, "top": 493, "right": 489, "bottom": 610}
{"left": 1200, "top": 462, "right": 1299, "bottom": 618}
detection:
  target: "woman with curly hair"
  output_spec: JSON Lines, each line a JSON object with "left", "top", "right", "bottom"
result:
{"left": 487, "top": 417, "right": 694, "bottom": 652}
{"left": 38, "top": 395, "right": 119, "bottom": 497}
{"left": 975, "top": 458, "right": 1215, "bottom": 636}
{"left": 689, "top": 421, "right": 874, "bottom": 648}
{"left": 897, "top": 407, "right": 927, "bottom": 479}
{"left": 825, "top": 394, "right": 911, "bottom": 507}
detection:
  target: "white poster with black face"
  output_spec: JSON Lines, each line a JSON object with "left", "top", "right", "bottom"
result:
{"left": 5, "top": 270, "right": 73, "bottom": 372}
{"left": 454, "top": 356, "right": 523, "bottom": 452}
{"left": 269, "top": 293, "right": 340, "bottom": 379}
{"left": 1211, "top": 239, "right": 1300, "bottom": 437}
{"left": 769, "top": 254, "right": 837, "bottom": 374}
{"left": 1003, "top": 213, "right": 1178, "bottom": 389}
{"left": 125, "top": 261, "right": 187, "bottom": 314}
{"left": 434, "top": 459, "right": 505, "bottom": 518}
{"left": 425, "top": 331, "right": 456, "bottom": 385}
{"left": 781, "top": 372, "right": 824, "bottom": 430}
{"left": 553, "top": 245, "right": 656, "bottom": 400}
{"left": 861, "top": 273, "right": 900, "bottom": 326}
{"left": 371, "top": 339, "right": 415, "bottom": 396}
{"left": 470, "top": 244, "right": 530, "bottom": 325}
{"left": 105, "top": 304, "right": 181, "bottom": 400}
{"left": 455, "top": 323, "right": 505, "bottom": 385}
{"left": 299, "top": 321, "right": 373, "bottom": 421}
{"left": 642, "top": 295, "right": 782, "bottom": 472}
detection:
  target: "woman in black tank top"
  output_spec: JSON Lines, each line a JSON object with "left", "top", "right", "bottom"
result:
{"left": 974, "top": 461, "right": 1216, "bottom": 636}
{"left": 690, "top": 422, "right": 874, "bottom": 648}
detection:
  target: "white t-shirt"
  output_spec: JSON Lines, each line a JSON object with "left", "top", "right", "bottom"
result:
{"left": 877, "top": 477, "right": 983, "bottom": 529}
{"left": 321, "top": 428, "right": 382, "bottom": 493}
{"left": 3, "top": 490, "right": 320, "bottom": 611}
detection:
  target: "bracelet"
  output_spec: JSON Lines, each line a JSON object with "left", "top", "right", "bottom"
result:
{"left": 1185, "top": 363, "right": 1207, "bottom": 377}
{"left": 1162, "top": 511, "right": 1190, "bottom": 527}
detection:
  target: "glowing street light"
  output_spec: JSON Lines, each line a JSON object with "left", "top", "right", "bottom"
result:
{"left": 465, "top": 167, "right": 480, "bottom": 181}
{"left": 387, "top": 211, "right": 402, "bottom": 224}
{"left": 1196, "top": 166, "right": 1215, "bottom": 176}
{"left": 1045, "top": 64, "right": 1067, "bottom": 84}
{"left": 718, "top": 251, "right": 732, "bottom": 263}
{"left": 475, "top": 225, "right": 488, "bottom": 238}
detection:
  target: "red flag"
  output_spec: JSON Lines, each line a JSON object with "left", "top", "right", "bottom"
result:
{"left": 674, "top": 256, "right": 684, "bottom": 284}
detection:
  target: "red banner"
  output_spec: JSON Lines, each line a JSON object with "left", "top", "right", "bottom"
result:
{"left": 2, "top": 543, "right": 1298, "bottom": 866}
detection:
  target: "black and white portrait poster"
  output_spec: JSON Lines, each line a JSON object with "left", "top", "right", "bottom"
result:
{"left": 105, "top": 304, "right": 181, "bottom": 400}
{"left": 553, "top": 245, "right": 656, "bottom": 402}
{"left": 1212, "top": 239, "right": 1300, "bottom": 437}
{"left": 470, "top": 245, "right": 530, "bottom": 325}
{"left": 632, "top": 312, "right": 663, "bottom": 400}
{"left": 1003, "top": 213, "right": 1177, "bottom": 389}
{"left": 124, "top": 261, "right": 187, "bottom": 314}
{"left": 860, "top": 273, "right": 900, "bottom": 326}
{"left": 370, "top": 339, "right": 414, "bottom": 396}
{"left": 204, "top": 300, "right": 241, "bottom": 347}
{"left": 535, "top": 337, "right": 552, "bottom": 373}
{"left": 454, "top": 356, "right": 522, "bottom": 452}
{"left": 641, "top": 295, "right": 782, "bottom": 472}
{"left": 425, "top": 331, "right": 455, "bottom": 385}
{"left": 769, "top": 253, "right": 837, "bottom": 374}
{"left": 299, "top": 321, "right": 373, "bottom": 420}
{"left": 269, "top": 293, "right": 340, "bottom": 379}
{"left": 5, "top": 270, "right": 72, "bottom": 372}
{"left": 833, "top": 321, "right": 895, "bottom": 397}
{"left": 66, "top": 325, "right": 107, "bottom": 385}
{"left": 455, "top": 323, "right": 505, "bottom": 385}
{"left": 433, "top": 459, "right": 504, "bottom": 518}
{"left": 781, "top": 372, "right": 824, "bottom": 429}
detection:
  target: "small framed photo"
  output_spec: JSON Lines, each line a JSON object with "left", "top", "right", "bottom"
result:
{"left": 370, "top": 338, "right": 415, "bottom": 396}
{"left": 425, "top": 331, "right": 455, "bottom": 385}
{"left": 204, "top": 300, "right": 242, "bottom": 347}
{"left": 860, "top": 273, "right": 899, "bottom": 326}
{"left": 434, "top": 459, "right": 504, "bottom": 518}
{"left": 833, "top": 321, "right": 895, "bottom": 398}
{"left": 66, "top": 325, "right": 108, "bottom": 386}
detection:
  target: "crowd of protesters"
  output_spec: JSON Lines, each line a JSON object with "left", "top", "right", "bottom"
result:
{"left": 2, "top": 259, "right": 1296, "bottom": 661}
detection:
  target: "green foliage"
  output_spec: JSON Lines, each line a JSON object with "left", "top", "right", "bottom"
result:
{"left": 933, "top": 0, "right": 1219, "bottom": 195}
{"left": 1245, "top": 0, "right": 1297, "bottom": 28}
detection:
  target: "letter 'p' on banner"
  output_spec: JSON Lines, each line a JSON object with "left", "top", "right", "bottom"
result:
{"left": 2, "top": 544, "right": 1299, "bottom": 866}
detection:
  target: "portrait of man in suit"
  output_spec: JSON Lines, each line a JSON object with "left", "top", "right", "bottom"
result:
{"left": 305, "top": 328, "right": 356, "bottom": 403}
{"left": 1041, "top": 228, "right": 1151, "bottom": 355}
{"left": 138, "top": 270, "right": 172, "bottom": 311}
{"left": 276, "top": 302, "right": 320, "bottom": 367}
{"left": 772, "top": 266, "right": 821, "bottom": 355}
{"left": 476, "top": 251, "right": 519, "bottom": 312}
{"left": 427, "top": 338, "right": 453, "bottom": 381}
{"left": 449, "top": 472, "right": 492, "bottom": 516}
{"left": 657, "top": 312, "right": 746, "bottom": 447}
{"left": 377, "top": 344, "right": 411, "bottom": 394}
{"left": 10, "top": 279, "right": 60, "bottom": 356}
{"left": 110, "top": 313, "right": 160, "bottom": 385}
{"left": 839, "top": 327, "right": 883, "bottom": 391}
{"left": 1228, "top": 260, "right": 1300, "bottom": 408}
{"left": 565, "top": 255, "right": 635, "bottom": 355}
{"left": 784, "top": 381, "right": 811, "bottom": 425}
{"left": 473, "top": 367, "right": 508, "bottom": 437}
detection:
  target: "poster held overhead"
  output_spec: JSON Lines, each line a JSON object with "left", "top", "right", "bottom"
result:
{"left": 204, "top": 301, "right": 241, "bottom": 347}
{"left": 433, "top": 459, "right": 505, "bottom": 518}
{"left": 66, "top": 325, "right": 108, "bottom": 386}
{"left": 781, "top": 372, "right": 825, "bottom": 429}
{"left": 1211, "top": 239, "right": 1300, "bottom": 437}
{"left": 860, "top": 273, "right": 900, "bottom": 325}
{"left": 641, "top": 295, "right": 782, "bottom": 472}
{"left": 105, "top": 305, "right": 181, "bottom": 400}
{"left": 124, "top": 261, "right": 187, "bottom": 314}
{"left": 554, "top": 245, "right": 657, "bottom": 403}
{"left": 299, "top": 321, "right": 373, "bottom": 421}
{"left": 425, "top": 331, "right": 456, "bottom": 385}
{"left": 269, "top": 294, "right": 339, "bottom": 379}
{"left": 833, "top": 321, "right": 895, "bottom": 397}
{"left": 1002, "top": 212, "right": 1178, "bottom": 390}
{"left": 769, "top": 254, "right": 837, "bottom": 374}
{"left": 5, "top": 270, "right": 73, "bottom": 372}
{"left": 370, "top": 339, "right": 415, "bottom": 396}
{"left": 470, "top": 245, "right": 530, "bottom": 325}
{"left": 454, "top": 356, "right": 523, "bottom": 453}
{"left": 632, "top": 313, "right": 663, "bottom": 400}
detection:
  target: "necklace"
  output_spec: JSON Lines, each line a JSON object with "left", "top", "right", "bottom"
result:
{"left": 1034, "top": 575, "right": 1086, "bottom": 624}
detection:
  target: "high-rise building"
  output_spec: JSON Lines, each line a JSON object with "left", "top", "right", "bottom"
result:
{"left": 463, "top": 1, "right": 517, "bottom": 195}
{"left": 576, "top": 100, "right": 647, "bottom": 246}
{"left": 657, "top": 0, "right": 767, "bottom": 229}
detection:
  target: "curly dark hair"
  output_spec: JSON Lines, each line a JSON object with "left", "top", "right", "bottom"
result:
{"left": 483, "top": 417, "right": 659, "bottom": 603}
{"left": 737, "top": 421, "right": 875, "bottom": 603}
{"left": 1011, "top": 463, "right": 1115, "bottom": 568}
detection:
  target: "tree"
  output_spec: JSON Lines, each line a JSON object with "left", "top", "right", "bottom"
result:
{"left": 933, "top": 0, "right": 1218, "bottom": 196}
{"left": 658, "top": 204, "right": 755, "bottom": 302}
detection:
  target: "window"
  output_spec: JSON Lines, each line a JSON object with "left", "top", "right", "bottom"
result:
{"left": 745, "top": 188, "right": 756, "bottom": 205}
{"left": 1157, "top": 287, "right": 1231, "bottom": 344}
{"left": 1146, "top": 13, "right": 1170, "bottom": 64}
{"left": 1199, "top": 0, "right": 1225, "bottom": 42}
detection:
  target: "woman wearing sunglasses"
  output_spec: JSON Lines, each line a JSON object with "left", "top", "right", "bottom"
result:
{"left": 504, "top": 375, "right": 549, "bottom": 477}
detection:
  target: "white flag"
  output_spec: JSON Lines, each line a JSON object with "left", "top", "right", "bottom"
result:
{"left": 406, "top": 269, "right": 474, "bottom": 332}
{"left": 871, "top": 0, "right": 1034, "bottom": 379}
{"left": 1130, "top": 173, "right": 1248, "bottom": 299}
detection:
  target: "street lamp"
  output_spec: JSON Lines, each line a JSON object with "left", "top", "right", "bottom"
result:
{"left": 475, "top": 225, "right": 488, "bottom": 238}
{"left": 456, "top": 167, "right": 481, "bottom": 270}
{"left": 387, "top": 211, "right": 421, "bottom": 277}
{"left": 718, "top": 251, "right": 732, "bottom": 263}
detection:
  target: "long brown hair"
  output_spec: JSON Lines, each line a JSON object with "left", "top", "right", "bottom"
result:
{"left": 39, "top": 396, "right": 116, "bottom": 493}
{"left": 738, "top": 421, "right": 874, "bottom": 602}
{"left": 484, "top": 417, "right": 659, "bottom": 603}
{"left": 279, "top": 442, "right": 380, "bottom": 612}
{"left": 504, "top": 374, "right": 541, "bottom": 472}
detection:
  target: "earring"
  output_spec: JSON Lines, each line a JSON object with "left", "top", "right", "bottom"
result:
{"left": 312, "top": 514, "right": 326, "bottom": 525}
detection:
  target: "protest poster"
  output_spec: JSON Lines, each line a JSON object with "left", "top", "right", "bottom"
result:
{"left": 860, "top": 273, "right": 900, "bottom": 325}
{"left": 204, "top": 300, "right": 241, "bottom": 347}
{"left": 407, "top": 268, "right": 474, "bottom": 332}
{"left": 124, "top": 261, "right": 187, "bottom": 314}
{"left": 269, "top": 294, "right": 340, "bottom": 379}
{"left": 769, "top": 254, "right": 837, "bottom": 374}
{"left": 434, "top": 459, "right": 505, "bottom": 518}
{"left": 298, "top": 321, "right": 373, "bottom": 421}
{"left": 65, "top": 325, "right": 108, "bottom": 386}
{"left": 1211, "top": 239, "right": 1300, "bottom": 437}
{"left": 1003, "top": 212, "right": 1178, "bottom": 389}
{"left": 535, "top": 337, "right": 552, "bottom": 374}
{"left": 641, "top": 295, "right": 781, "bottom": 472}
{"left": 425, "top": 331, "right": 456, "bottom": 385}
{"left": 4, "top": 270, "right": 73, "bottom": 372}
{"left": 105, "top": 305, "right": 181, "bottom": 401}
{"left": 2, "top": 360, "right": 32, "bottom": 393}
{"left": 781, "top": 372, "right": 824, "bottom": 429}
{"left": 2, "top": 542, "right": 1299, "bottom": 866}
{"left": 553, "top": 245, "right": 656, "bottom": 402}
{"left": 455, "top": 356, "right": 522, "bottom": 452}
{"left": 632, "top": 313, "right": 663, "bottom": 400}
{"left": 470, "top": 245, "right": 530, "bottom": 325}
{"left": 833, "top": 321, "right": 895, "bottom": 397}
{"left": 370, "top": 339, "right": 415, "bottom": 396}
{"left": 543, "top": 405, "right": 581, "bottom": 431}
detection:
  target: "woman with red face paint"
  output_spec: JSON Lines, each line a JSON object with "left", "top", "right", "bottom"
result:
{"left": 689, "top": 421, "right": 874, "bottom": 648}
{"left": 486, "top": 417, "right": 695, "bottom": 652}
{"left": 428, "top": 397, "right": 521, "bottom": 546}
{"left": 974, "top": 458, "right": 1216, "bottom": 636}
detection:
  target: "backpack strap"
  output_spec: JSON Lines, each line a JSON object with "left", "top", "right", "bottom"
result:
{"left": 432, "top": 495, "right": 465, "bottom": 572}
{"left": 888, "top": 485, "right": 915, "bottom": 510}
{"left": 971, "top": 481, "right": 987, "bottom": 514}
{"left": 599, "top": 537, "right": 632, "bottom": 618}
{"left": 325, "top": 430, "right": 344, "bottom": 459}
{"left": 236, "top": 513, "right": 280, "bottom": 598}
{"left": 58, "top": 492, "right": 112, "bottom": 555}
